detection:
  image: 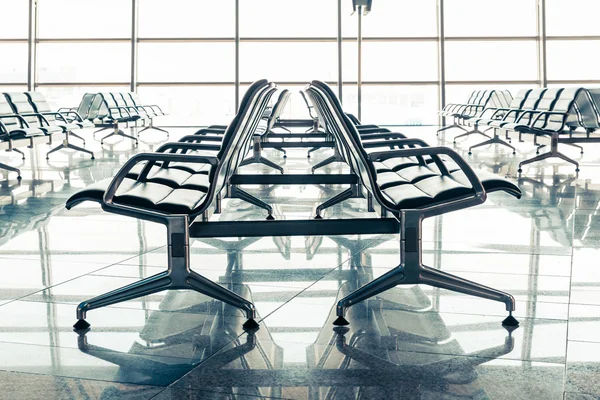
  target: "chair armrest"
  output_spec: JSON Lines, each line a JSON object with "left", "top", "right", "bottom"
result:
{"left": 155, "top": 142, "right": 222, "bottom": 153}
{"left": 529, "top": 111, "right": 569, "bottom": 129}
{"left": 195, "top": 128, "right": 226, "bottom": 135}
{"left": 0, "top": 114, "right": 31, "bottom": 128}
{"left": 179, "top": 135, "right": 223, "bottom": 143}
{"left": 363, "top": 138, "right": 428, "bottom": 149}
{"left": 102, "top": 153, "right": 219, "bottom": 223}
{"left": 369, "top": 146, "right": 486, "bottom": 201}
{"left": 360, "top": 132, "right": 406, "bottom": 141}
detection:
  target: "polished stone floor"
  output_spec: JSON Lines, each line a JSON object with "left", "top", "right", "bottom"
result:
{"left": 0, "top": 125, "right": 599, "bottom": 399}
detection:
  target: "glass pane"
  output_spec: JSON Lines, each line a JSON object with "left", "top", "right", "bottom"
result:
{"left": 240, "top": 0, "right": 336, "bottom": 37}
{"left": 342, "top": 41, "right": 357, "bottom": 82}
{"left": 240, "top": 42, "right": 337, "bottom": 83}
{"left": 547, "top": 40, "right": 600, "bottom": 81}
{"left": 361, "top": 85, "right": 438, "bottom": 125}
{"left": 362, "top": 0, "right": 437, "bottom": 38}
{"left": 38, "top": 0, "right": 131, "bottom": 38}
{"left": 139, "top": 0, "right": 234, "bottom": 38}
{"left": 342, "top": 0, "right": 358, "bottom": 37}
{"left": 445, "top": 0, "right": 537, "bottom": 37}
{"left": 37, "top": 43, "right": 131, "bottom": 83}
{"left": 0, "top": 44, "right": 28, "bottom": 83}
{"left": 546, "top": 0, "right": 600, "bottom": 36}
{"left": 137, "top": 85, "right": 236, "bottom": 125}
{"left": 138, "top": 43, "right": 235, "bottom": 83}
{"left": 38, "top": 85, "right": 130, "bottom": 110}
{"left": 362, "top": 42, "right": 438, "bottom": 81}
{"left": 445, "top": 84, "right": 533, "bottom": 106}
{"left": 0, "top": 2, "right": 28, "bottom": 39}
{"left": 445, "top": 41, "right": 538, "bottom": 81}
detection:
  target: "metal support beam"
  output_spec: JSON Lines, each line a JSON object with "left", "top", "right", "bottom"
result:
{"left": 189, "top": 218, "right": 400, "bottom": 239}
{"left": 357, "top": 6, "right": 363, "bottom": 121}
{"left": 234, "top": 0, "right": 240, "bottom": 112}
{"left": 536, "top": 0, "right": 547, "bottom": 87}
{"left": 337, "top": 0, "right": 343, "bottom": 102}
{"left": 230, "top": 173, "right": 358, "bottom": 185}
{"left": 130, "top": 0, "right": 139, "bottom": 92}
{"left": 437, "top": 0, "right": 446, "bottom": 127}
{"left": 27, "top": 0, "right": 38, "bottom": 91}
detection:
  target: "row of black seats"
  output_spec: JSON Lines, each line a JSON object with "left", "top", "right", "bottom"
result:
{"left": 0, "top": 91, "right": 96, "bottom": 180}
{"left": 66, "top": 79, "right": 522, "bottom": 334}
{"left": 451, "top": 87, "right": 600, "bottom": 172}
{"left": 66, "top": 92, "right": 168, "bottom": 145}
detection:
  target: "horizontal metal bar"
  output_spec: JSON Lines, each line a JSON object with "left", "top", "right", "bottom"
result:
{"left": 189, "top": 218, "right": 399, "bottom": 238}
{"left": 35, "top": 82, "right": 130, "bottom": 87}
{"left": 230, "top": 173, "right": 357, "bottom": 185}
{"left": 37, "top": 38, "right": 130, "bottom": 43}
{"left": 445, "top": 80, "right": 539, "bottom": 85}
{"left": 267, "top": 132, "right": 328, "bottom": 138}
{"left": 546, "top": 35, "right": 600, "bottom": 41}
{"left": 444, "top": 36, "right": 538, "bottom": 41}
{"left": 547, "top": 79, "right": 600, "bottom": 84}
{"left": 0, "top": 39, "right": 28, "bottom": 43}
{"left": 0, "top": 83, "right": 28, "bottom": 86}
{"left": 261, "top": 141, "right": 335, "bottom": 149}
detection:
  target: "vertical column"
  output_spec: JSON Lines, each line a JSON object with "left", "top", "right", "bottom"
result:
{"left": 536, "top": 0, "right": 547, "bottom": 87}
{"left": 27, "top": 0, "right": 38, "bottom": 91}
{"left": 337, "top": 0, "right": 343, "bottom": 102}
{"left": 436, "top": 0, "right": 446, "bottom": 126}
{"left": 130, "top": 0, "right": 139, "bottom": 93}
{"left": 235, "top": 0, "right": 240, "bottom": 112}
{"left": 357, "top": 6, "right": 362, "bottom": 120}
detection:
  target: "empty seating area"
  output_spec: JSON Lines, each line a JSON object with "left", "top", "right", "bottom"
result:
{"left": 4, "top": 1, "right": 600, "bottom": 399}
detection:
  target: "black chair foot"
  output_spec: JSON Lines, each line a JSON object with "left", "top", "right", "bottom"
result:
{"left": 468, "top": 151, "right": 472, "bottom": 155}
{"left": 333, "top": 316, "right": 350, "bottom": 326}
{"left": 242, "top": 318, "right": 259, "bottom": 331}
{"left": 512, "top": 151, "right": 516, "bottom": 155}
{"left": 502, "top": 314, "right": 519, "bottom": 328}
{"left": 314, "top": 214, "right": 323, "bottom": 220}
{"left": 17, "top": 176, "right": 22, "bottom": 181}
{"left": 266, "top": 214, "right": 275, "bottom": 220}
{"left": 73, "top": 319, "right": 90, "bottom": 330}
{"left": 517, "top": 168, "right": 522, "bottom": 173}
{"left": 576, "top": 168, "right": 580, "bottom": 172}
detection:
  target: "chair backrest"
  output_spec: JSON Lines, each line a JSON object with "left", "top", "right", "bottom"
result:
{"left": 509, "top": 89, "right": 532, "bottom": 109}
{"left": 266, "top": 89, "right": 290, "bottom": 131}
{"left": 84, "top": 94, "right": 105, "bottom": 120}
{"left": 76, "top": 93, "right": 96, "bottom": 119}
{"left": 189, "top": 79, "right": 277, "bottom": 219}
{"left": 25, "top": 92, "right": 57, "bottom": 123}
{"left": 521, "top": 88, "right": 547, "bottom": 110}
{"left": 533, "top": 87, "right": 580, "bottom": 131}
{"left": 514, "top": 88, "right": 560, "bottom": 126}
{"left": 0, "top": 95, "right": 21, "bottom": 130}
{"left": 500, "top": 90, "right": 514, "bottom": 107}
{"left": 99, "top": 92, "right": 124, "bottom": 119}
{"left": 309, "top": 81, "right": 393, "bottom": 210}
{"left": 299, "top": 89, "right": 317, "bottom": 120}
{"left": 465, "top": 91, "right": 478, "bottom": 104}
{"left": 571, "top": 89, "right": 600, "bottom": 131}
{"left": 4, "top": 92, "right": 40, "bottom": 127}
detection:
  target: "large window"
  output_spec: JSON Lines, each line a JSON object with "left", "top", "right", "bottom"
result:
{"left": 1, "top": 0, "right": 597, "bottom": 125}
{"left": 137, "top": 0, "right": 235, "bottom": 124}
{"left": 546, "top": 0, "right": 600, "bottom": 85}
{"left": 444, "top": 0, "right": 538, "bottom": 106}
{"left": 36, "top": 0, "right": 132, "bottom": 109}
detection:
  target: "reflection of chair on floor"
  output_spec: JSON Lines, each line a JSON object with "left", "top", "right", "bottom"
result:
{"left": 77, "top": 284, "right": 283, "bottom": 397}
{"left": 307, "top": 281, "right": 515, "bottom": 399}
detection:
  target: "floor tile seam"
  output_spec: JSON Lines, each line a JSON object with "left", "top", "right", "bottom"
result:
{"left": 0, "top": 366, "right": 170, "bottom": 388}
{"left": 0, "top": 338, "right": 203, "bottom": 363}
{"left": 3, "top": 247, "right": 167, "bottom": 306}
{"left": 166, "top": 256, "right": 355, "bottom": 391}
{"left": 159, "top": 386, "right": 296, "bottom": 400}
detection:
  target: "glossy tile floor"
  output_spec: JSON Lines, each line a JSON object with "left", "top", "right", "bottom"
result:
{"left": 0, "top": 125, "right": 599, "bottom": 399}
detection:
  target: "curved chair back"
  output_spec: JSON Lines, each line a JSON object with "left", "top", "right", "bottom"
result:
{"left": 4, "top": 93, "right": 40, "bottom": 128}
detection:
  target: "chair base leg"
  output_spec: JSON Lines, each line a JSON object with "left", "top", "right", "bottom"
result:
{"left": 68, "top": 131, "right": 86, "bottom": 145}
{"left": 229, "top": 186, "right": 274, "bottom": 219}
{"left": 46, "top": 139, "right": 95, "bottom": 160}
{"left": 436, "top": 123, "right": 467, "bottom": 135}
{"left": 311, "top": 154, "right": 341, "bottom": 173}
{"left": 315, "top": 186, "right": 361, "bottom": 219}
{"left": 453, "top": 126, "right": 491, "bottom": 143}
{"left": 335, "top": 210, "right": 517, "bottom": 328}
{"left": 0, "top": 162, "right": 21, "bottom": 180}
{"left": 468, "top": 134, "right": 515, "bottom": 155}
{"left": 518, "top": 134, "right": 580, "bottom": 173}
{"left": 12, "top": 148, "right": 25, "bottom": 160}
{"left": 240, "top": 156, "right": 284, "bottom": 174}
{"left": 74, "top": 216, "right": 257, "bottom": 332}
{"left": 101, "top": 127, "right": 139, "bottom": 145}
